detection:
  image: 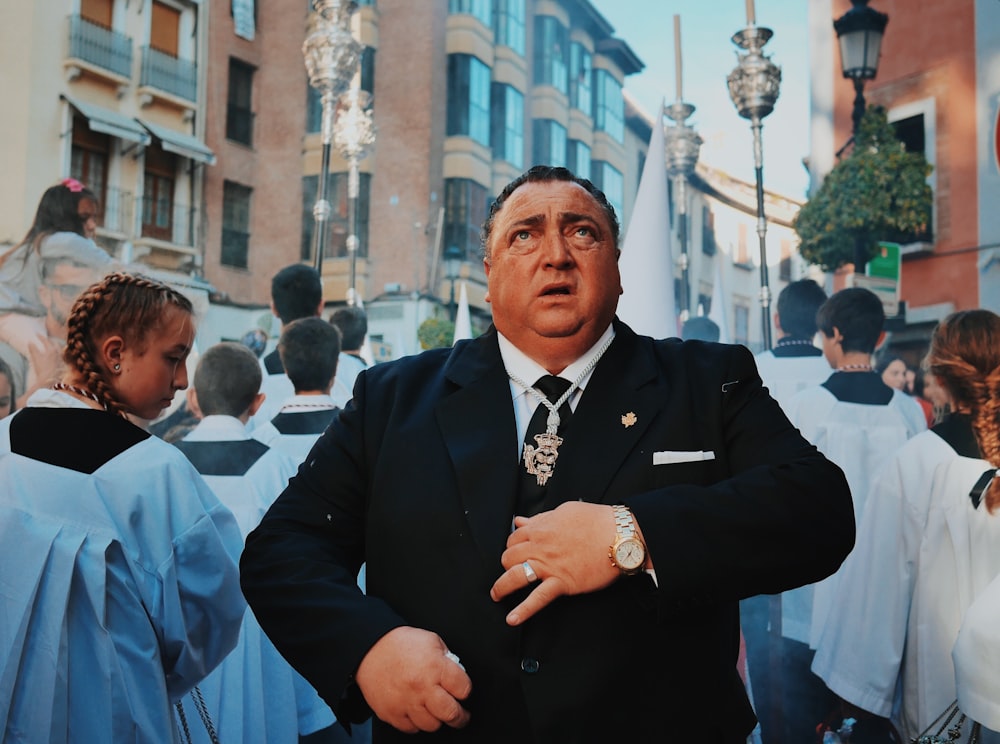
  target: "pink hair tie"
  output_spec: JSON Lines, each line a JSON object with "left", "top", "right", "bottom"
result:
{"left": 61, "top": 177, "right": 85, "bottom": 193}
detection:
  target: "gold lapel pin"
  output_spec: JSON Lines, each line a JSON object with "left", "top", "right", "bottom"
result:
{"left": 621, "top": 412, "right": 637, "bottom": 428}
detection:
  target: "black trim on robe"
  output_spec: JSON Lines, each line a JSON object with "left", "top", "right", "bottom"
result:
{"left": 932, "top": 413, "right": 981, "bottom": 459}
{"left": 174, "top": 439, "right": 271, "bottom": 476}
{"left": 822, "top": 371, "right": 894, "bottom": 405}
{"left": 10, "top": 408, "right": 150, "bottom": 474}
{"left": 270, "top": 409, "right": 339, "bottom": 436}
{"left": 263, "top": 349, "right": 284, "bottom": 375}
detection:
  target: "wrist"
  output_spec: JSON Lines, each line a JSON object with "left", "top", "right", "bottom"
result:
{"left": 608, "top": 504, "right": 647, "bottom": 575}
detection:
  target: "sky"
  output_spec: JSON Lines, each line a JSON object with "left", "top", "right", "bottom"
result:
{"left": 589, "top": 0, "right": 813, "bottom": 199}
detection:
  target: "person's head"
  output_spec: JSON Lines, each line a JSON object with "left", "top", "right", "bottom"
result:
{"left": 21, "top": 179, "right": 99, "bottom": 246}
{"left": 816, "top": 287, "right": 885, "bottom": 355}
{"left": 681, "top": 316, "right": 720, "bottom": 342}
{"left": 271, "top": 264, "right": 323, "bottom": 325}
{"left": 924, "top": 309, "right": 1000, "bottom": 511}
{"left": 279, "top": 317, "right": 341, "bottom": 395}
{"left": 62, "top": 273, "right": 196, "bottom": 421}
{"left": 0, "top": 357, "right": 15, "bottom": 418}
{"left": 188, "top": 342, "right": 263, "bottom": 420}
{"left": 329, "top": 305, "right": 367, "bottom": 352}
{"left": 876, "top": 354, "right": 908, "bottom": 391}
{"left": 481, "top": 165, "right": 622, "bottom": 373}
{"left": 38, "top": 254, "right": 107, "bottom": 339}
{"left": 239, "top": 328, "right": 268, "bottom": 358}
{"left": 775, "top": 279, "right": 827, "bottom": 340}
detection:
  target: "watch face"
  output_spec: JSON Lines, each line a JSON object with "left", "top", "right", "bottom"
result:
{"left": 614, "top": 538, "right": 645, "bottom": 571}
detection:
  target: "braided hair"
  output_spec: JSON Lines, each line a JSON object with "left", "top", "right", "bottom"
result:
{"left": 926, "top": 309, "right": 1000, "bottom": 512}
{"left": 62, "top": 272, "right": 194, "bottom": 416}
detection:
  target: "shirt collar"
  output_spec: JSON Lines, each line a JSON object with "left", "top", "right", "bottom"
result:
{"left": 497, "top": 324, "right": 615, "bottom": 397}
{"left": 184, "top": 415, "right": 251, "bottom": 441}
{"left": 278, "top": 394, "right": 337, "bottom": 411}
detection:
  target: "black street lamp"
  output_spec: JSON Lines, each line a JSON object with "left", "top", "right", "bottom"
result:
{"left": 834, "top": 0, "right": 889, "bottom": 137}
{"left": 444, "top": 245, "right": 463, "bottom": 321}
{"left": 834, "top": 0, "right": 888, "bottom": 271}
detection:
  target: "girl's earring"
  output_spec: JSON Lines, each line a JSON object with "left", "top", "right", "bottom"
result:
{"left": 113, "top": 363, "right": 121, "bottom": 372}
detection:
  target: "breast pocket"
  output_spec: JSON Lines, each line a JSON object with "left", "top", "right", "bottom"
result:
{"left": 648, "top": 450, "right": 718, "bottom": 489}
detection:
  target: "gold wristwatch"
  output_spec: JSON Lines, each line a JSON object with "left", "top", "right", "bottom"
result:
{"left": 609, "top": 504, "right": 646, "bottom": 575}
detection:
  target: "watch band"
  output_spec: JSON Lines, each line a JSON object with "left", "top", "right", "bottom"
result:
{"left": 613, "top": 504, "right": 637, "bottom": 537}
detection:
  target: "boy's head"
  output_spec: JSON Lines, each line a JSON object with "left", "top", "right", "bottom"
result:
{"left": 328, "top": 305, "right": 368, "bottom": 352}
{"left": 271, "top": 264, "right": 323, "bottom": 325}
{"left": 681, "top": 316, "right": 720, "bottom": 342}
{"left": 190, "top": 342, "right": 263, "bottom": 419}
{"left": 776, "top": 279, "right": 827, "bottom": 340}
{"left": 279, "top": 317, "right": 341, "bottom": 395}
{"left": 816, "top": 287, "right": 885, "bottom": 354}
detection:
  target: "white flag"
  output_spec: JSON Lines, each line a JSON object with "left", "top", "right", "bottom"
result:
{"left": 617, "top": 102, "right": 677, "bottom": 339}
{"left": 453, "top": 282, "right": 472, "bottom": 344}
{"left": 709, "top": 261, "right": 732, "bottom": 344}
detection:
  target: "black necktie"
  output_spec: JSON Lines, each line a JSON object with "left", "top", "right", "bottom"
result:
{"left": 516, "top": 375, "right": 573, "bottom": 517}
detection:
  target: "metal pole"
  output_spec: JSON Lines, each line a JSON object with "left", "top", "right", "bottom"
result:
{"left": 676, "top": 176, "right": 690, "bottom": 320}
{"left": 449, "top": 277, "right": 457, "bottom": 321}
{"left": 751, "top": 118, "right": 772, "bottom": 350}
{"left": 312, "top": 90, "right": 336, "bottom": 273}
{"left": 346, "top": 155, "right": 359, "bottom": 305}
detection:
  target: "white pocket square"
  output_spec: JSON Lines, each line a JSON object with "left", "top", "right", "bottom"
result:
{"left": 653, "top": 450, "right": 716, "bottom": 465}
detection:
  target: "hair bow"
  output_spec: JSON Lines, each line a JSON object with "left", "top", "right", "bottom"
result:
{"left": 61, "top": 177, "right": 86, "bottom": 193}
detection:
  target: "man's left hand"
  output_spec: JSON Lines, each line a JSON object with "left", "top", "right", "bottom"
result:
{"left": 489, "top": 501, "right": 621, "bottom": 625}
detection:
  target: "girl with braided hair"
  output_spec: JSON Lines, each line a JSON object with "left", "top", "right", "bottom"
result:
{"left": 0, "top": 272, "right": 246, "bottom": 743}
{"left": 813, "top": 309, "right": 1000, "bottom": 742}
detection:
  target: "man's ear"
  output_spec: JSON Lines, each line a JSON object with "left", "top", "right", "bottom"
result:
{"left": 101, "top": 335, "right": 125, "bottom": 374}
{"left": 186, "top": 387, "right": 203, "bottom": 420}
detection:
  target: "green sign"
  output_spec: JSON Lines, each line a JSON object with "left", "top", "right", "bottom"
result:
{"left": 867, "top": 241, "right": 901, "bottom": 281}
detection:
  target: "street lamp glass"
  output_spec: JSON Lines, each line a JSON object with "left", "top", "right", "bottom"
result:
{"left": 834, "top": 0, "right": 889, "bottom": 80}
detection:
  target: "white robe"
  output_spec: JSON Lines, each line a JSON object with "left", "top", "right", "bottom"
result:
{"left": 176, "top": 415, "right": 335, "bottom": 741}
{"left": 786, "top": 383, "right": 926, "bottom": 647}
{"left": 332, "top": 352, "right": 367, "bottom": 408}
{"left": 753, "top": 349, "right": 830, "bottom": 414}
{"left": 813, "top": 453, "right": 1000, "bottom": 740}
{"left": 0, "top": 390, "right": 245, "bottom": 744}
{"left": 954, "top": 572, "right": 1000, "bottom": 734}
{"left": 251, "top": 394, "right": 339, "bottom": 465}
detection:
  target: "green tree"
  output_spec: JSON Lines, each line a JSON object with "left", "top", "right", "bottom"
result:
{"left": 794, "top": 106, "right": 933, "bottom": 272}
{"left": 418, "top": 317, "right": 455, "bottom": 349}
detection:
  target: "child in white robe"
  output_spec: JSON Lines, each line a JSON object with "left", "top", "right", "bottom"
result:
{"left": 0, "top": 272, "right": 246, "bottom": 744}
{"left": 175, "top": 341, "right": 337, "bottom": 743}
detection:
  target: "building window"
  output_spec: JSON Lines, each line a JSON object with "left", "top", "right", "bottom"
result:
{"left": 889, "top": 112, "right": 934, "bottom": 242}
{"left": 226, "top": 58, "right": 255, "bottom": 146}
{"left": 301, "top": 174, "right": 372, "bottom": 263}
{"left": 444, "top": 178, "right": 489, "bottom": 262}
{"left": 492, "top": 0, "right": 525, "bottom": 56}
{"left": 360, "top": 46, "right": 375, "bottom": 94}
{"left": 591, "top": 161, "right": 623, "bottom": 222}
{"left": 490, "top": 83, "right": 523, "bottom": 168}
{"left": 533, "top": 16, "right": 567, "bottom": 94}
{"left": 566, "top": 139, "right": 590, "bottom": 180}
{"left": 150, "top": 0, "right": 180, "bottom": 56}
{"left": 70, "top": 117, "right": 109, "bottom": 225}
{"left": 141, "top": 146, "right": 175, "bottom": 241}
{"left": 532, "top": 119, "right": 566, "bottom": 168}
{"left": 593, "top": 69, "right": 624, "bottom": 142}
{"left": 569, "top": 43, "right": 591, "bottom": 115}
{"left": 221, "top": 181, "right": 252, "bottom": 269}
{"left": 447, "top": 54, "right": 491, "bottom": 146}
{"left": 702, "top": 205, "right": 716, "bottom": 255}
{"left": 448, "top": 0, "right": 492, "bottom": 26}
{"left": 734, "top": 304, "right": 749, "bottom": 346}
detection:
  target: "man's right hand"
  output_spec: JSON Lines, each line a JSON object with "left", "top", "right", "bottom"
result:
{"left": 354, "top": 626, "right": 473, "bottom": 733}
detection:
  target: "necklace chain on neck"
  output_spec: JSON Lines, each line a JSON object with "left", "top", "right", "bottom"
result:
{"left": 507, "top": 333, "right": 615, "bottom": 435}
{"left": 837, "top": 363, "right": 874, "bottom": 372}
{"left": 51, "top": 382, "right": 106, "bottom": 408}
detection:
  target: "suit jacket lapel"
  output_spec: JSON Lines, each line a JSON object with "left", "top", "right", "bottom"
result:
{"left": 436, "top": 329, "right": 519, "bottom": 571}
{"left": 547, "top": 321, "right": 666, "bottom": 506}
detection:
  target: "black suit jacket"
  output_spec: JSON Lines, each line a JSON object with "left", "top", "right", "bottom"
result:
{"left": 242, "top": 320, "right": 854, "bottom": 743}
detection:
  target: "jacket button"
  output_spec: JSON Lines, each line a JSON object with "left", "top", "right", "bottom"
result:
{"left": 520, "top": 657, "right": 540, "bottom": 674}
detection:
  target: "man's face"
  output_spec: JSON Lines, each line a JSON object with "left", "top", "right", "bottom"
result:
{"left": 483, "top": 180, "right": 621, "bottom": 366}
{"left": 38, "top": 263, "right": 101, "bottom": 339}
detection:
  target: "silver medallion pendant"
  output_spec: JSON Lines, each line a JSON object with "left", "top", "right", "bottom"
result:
{"left": 523, "top": 431, "right": 563, "bottom": 486}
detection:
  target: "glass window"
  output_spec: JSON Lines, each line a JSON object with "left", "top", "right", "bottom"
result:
{"left": 141, "top": 145, "right": 175, "bottom": 241}
{"left": 444, "top": 178, "right": 489, "bottom": 262}
{"left": 569, "top": 43, "right": 591, "bottom": 114}
{"left": 492, "top": 0, "right": 524, "bottom": 55}
{"left": 301, "top": 173, "right": 372, "bottom": 263}
{"left": 447, "top": 54, "right": 491, "bottom": 146}
{"left": 360, "top": 46, "right": 375, "bottom": 95}
{"left": 226, "top": 58, "right": 255, "bottom": 145}
{"left": 490, "top": 83, "right": 524, "bottom": 168}
{"left": 591, "top": 160, "right": 623, "bottom": 223}
{"left": 532, "top": 119, "right": 566, "bottom": 168}
{"left": 448, "top": 0, "right": 491, "bottom": 26}
{"left": 566, "top": 139, "right": 590, "bottom": 180}
{"left": 222, "top": 181, "right": 252, "bottom": 269}
{"left": 532, "top": 16, "right": 567, "bottom": 93}
{"left": 593, "top": 69, "right": 624, "bottom": 142}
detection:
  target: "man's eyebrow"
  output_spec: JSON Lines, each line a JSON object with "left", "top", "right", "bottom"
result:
{"left": 509, "top": 214, "right": 545, "bottom": 230}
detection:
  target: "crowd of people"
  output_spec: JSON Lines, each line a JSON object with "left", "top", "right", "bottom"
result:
{"left": 0, "top": 171, "right": 997, "bottom": 744}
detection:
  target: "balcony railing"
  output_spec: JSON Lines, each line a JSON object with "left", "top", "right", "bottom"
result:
{"left": 141, "top": 195, "right": 198, "bottom": 248}
{"left": 67, "top": 14, "right": 133, "bottom": 79}
{"left": 97, "top": 186, "right": 135, "bottom": 235}
{"left": 140, "top": 46, "right": 197, "bottom": 103}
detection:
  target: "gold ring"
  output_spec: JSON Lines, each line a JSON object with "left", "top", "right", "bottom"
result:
{"left": 522, "top": 561, "right": 538, "bottom": 583}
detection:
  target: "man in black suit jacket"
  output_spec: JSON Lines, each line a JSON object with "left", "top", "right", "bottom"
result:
{"left": 241, "top": 166, "right": 854, "bottom": 743}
